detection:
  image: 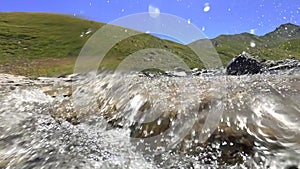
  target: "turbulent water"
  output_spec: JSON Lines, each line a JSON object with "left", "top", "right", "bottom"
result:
{"left": 0, "top": 70, "right": 300, "bottom": 169}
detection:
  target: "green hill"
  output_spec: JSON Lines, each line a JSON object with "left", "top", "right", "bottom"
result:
{"left": 0, "top": 12, "right": 203, "bottom": 76}
{"left": 211, "top": 23, "right": 300, "bottom": 64}
{"left": 0, "top": 12, "right": 299, "bottom": 77}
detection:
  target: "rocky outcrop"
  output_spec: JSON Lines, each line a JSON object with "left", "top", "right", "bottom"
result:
{"left": 226, "top": 53, "right": 262, "bottom": 75}
{"left": 226, "top": 53, "right": 300, "bottom": 75}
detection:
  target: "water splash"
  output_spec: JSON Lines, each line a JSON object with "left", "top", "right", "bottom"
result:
{"left": 0, "top": 71, "right": 300, "bottom": 168}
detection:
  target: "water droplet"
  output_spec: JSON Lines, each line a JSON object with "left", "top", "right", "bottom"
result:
{"left": 250, "top": 29, "right": 255, "bottom": 34}
{"left": 187, "top": 19, "right": 191, "bottom": 24}
{"left": 203, "top": 3, "right": 210, "bottom": 12}
{"left": 250, "top": 41, "right": 256, "bottom": 48}
{"left": 85, "top": 29, "right": 92, "bottom": 35}
{"left": 121, "top": 9, "right": 125, "bottom": 12}
{"left": 201, "top": 26, "right": 205, "bottom": 31}
{"left": 148, "top": 5, "right": 160, "bottom": 18}
{"left": 157, "top": 119, "right": 161, "bottom": 125}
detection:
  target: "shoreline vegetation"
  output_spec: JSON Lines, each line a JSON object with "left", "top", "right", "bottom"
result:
{"left": 0, "top": 12, "right": 299, "bottom": 77}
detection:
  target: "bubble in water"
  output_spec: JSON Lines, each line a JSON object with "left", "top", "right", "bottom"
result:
{"left": 203, "top": 3, "right": 210, "bottom": 12}
{"left": 148, "top": 5, "right": 160, "bottom": 18}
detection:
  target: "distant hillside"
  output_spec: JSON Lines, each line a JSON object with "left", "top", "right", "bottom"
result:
{"left": 0, "top": 12, "right": 204, "bottom": 76}
{"left": 0, "top": 12, "right": 299, "bottom": 77}
{"left": 211, "top": 23, "right": 300, "bottom": 64}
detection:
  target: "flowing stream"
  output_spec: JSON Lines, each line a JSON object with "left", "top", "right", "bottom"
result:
{"left": 0, "top": 70, "right": 299, "bottom": 168}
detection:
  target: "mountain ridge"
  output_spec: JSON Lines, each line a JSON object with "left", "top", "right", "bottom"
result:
{"left": 210, "top": 23, "right": 300, "bottom": 64}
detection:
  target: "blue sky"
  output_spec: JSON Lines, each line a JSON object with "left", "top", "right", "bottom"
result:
{"left": 0, "top": 0, "right": 299, "bottom": 38}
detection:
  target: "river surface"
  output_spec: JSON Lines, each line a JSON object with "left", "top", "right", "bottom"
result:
{"left": 0, "top": 70, "right": 300, "bottom": 169}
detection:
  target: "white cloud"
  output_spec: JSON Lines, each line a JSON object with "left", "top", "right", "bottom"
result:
{"left": 250, "top": 29, "right": 255, "bottom": 34}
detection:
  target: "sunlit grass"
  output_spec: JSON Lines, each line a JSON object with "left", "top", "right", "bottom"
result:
{"left": 0, "top": 12, "right": 299, "bottom": 77}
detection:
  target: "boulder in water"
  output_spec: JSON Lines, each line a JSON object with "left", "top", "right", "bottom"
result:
{"left": 226, "top": 54, "right": 262, "bottom": 75}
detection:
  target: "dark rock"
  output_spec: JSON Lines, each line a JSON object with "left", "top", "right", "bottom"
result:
{"left": 140, "top": 68, "right": 167, "bottom": 78}
{"left": 226, "top": 54, "right": 262, "bottom": 75}
{"left": 226, "top": 53, "right": 300, "bottom": 75}
{"left": 285, "top": 165, "right": 299, "bottom": 169}
{"left": 57, "top": 74, "right": 67, "bottom": 78}
{"left": 9, "top": 86, "right": 16, "bottom": 90}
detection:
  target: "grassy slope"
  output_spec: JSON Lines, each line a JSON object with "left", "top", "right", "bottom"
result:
{"left": 0, "top": 12, "right": 103, "bottom": 76}
{"left": 212, "top": 23, "right": 300, "bottom": 64}
{"left": 0, "top": 12, "right": 299, "bottom": 77}
{"left": 0, "top": 12, "right": 204, "bottom": 77}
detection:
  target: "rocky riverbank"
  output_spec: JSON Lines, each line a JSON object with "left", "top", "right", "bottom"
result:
{"left": 226, "top": 52, "right": 300, "bottom": 75}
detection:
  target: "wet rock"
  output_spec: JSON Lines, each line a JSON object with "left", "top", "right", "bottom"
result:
{"left": 262, "top": 58, "right": 300, "bottom": 72}
{"left": 37, "top": 77, "right": 55, "bottom": 83}
{"left": 62, "top": 87, "right": 72, "bottom": 97}
{"left": 0, "top": 74, "right": 31, "bottom": 85}
{"left": 57, "top": 74, "right": 67, "bottom": 78}
{"left": 49, "top": 99, "right": 80, "bottom": 125}
{"left": 286, "top": 165, "right": 299, "bottom": 169}
{"left": 226, "top": 53, "right": 262, "bottom": 75}
{"left": 226, "top": 53, "right": 300, "bottom": 75}
{"left": 9, "top": 86, "right": 16, "bottom": 90}
{"left": 0, "top": 160, "right": 9, "bottom": 168}
{"left": 102, "top": 94, "right": 256, "bottom": 165}
{"left": 42, "top": 85, "right": 72, "bottom": 97}
{"left": 42, "top": 86, "right": 58, "bottom": 97}
{"left": 181, "top": 123, "right": 255, "bottom": 165}
{"left": 166, "top": 67, "right": 189, "bottom": 77}
{"left": 139, "top": 68, "right": 167, "bottom": 78}
{"left": 191, "top": 68, "right": 202, "bottom": 76}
